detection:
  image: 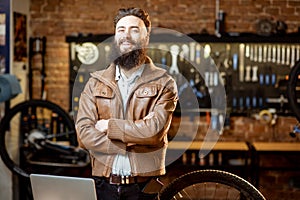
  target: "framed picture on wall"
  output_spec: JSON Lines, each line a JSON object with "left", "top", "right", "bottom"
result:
{"left": 13, "top": 12, "right": 27, "bottom": 61}
{"left": 0, "top": 13, "right": 5, "bottom": 46}
{"left": 0, "top": 55, "right": 5, "bottom": 74}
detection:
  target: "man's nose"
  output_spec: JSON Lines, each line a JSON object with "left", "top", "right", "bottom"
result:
{"left": 124, "top": 29, "right": 131, "bottom": 39}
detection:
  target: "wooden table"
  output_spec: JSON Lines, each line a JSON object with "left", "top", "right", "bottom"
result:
{"left": 251, "top": 142, "right": 300, "bottom": 188}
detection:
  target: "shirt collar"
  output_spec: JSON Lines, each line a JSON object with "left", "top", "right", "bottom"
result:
{"left": 115, "top": 65, "right": 145, "bottom": 82}
{"left": 115, "top": 65, "right": 121, "bottom": 81}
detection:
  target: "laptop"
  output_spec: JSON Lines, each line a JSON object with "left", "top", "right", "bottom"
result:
{"left": 30, "top": 174, "right": 97, "bottom": 200}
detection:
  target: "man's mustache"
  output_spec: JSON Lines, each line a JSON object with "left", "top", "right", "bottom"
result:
{"left": 119, "top": 38, "right": 137, "bottom": 45}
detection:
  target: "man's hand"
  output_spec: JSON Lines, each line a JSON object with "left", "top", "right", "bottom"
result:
{"left": 95, "top": 119, "right": 109, "bottom": 133}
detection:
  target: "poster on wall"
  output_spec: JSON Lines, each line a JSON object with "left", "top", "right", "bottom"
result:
{"left": 13, "top": 12, "right": 27, "bottom": 61}
{"left": 0, "top": 55, "right": 5, "bottom": 74}
{"left": 0, "top": 13, "right": 5, "bottom": 46}
{"left": 0, "top": 10, "right": 5, "bottom": 74}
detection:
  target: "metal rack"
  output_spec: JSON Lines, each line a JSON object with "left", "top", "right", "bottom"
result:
{"left": 66, "top": 33, "right": 300, "bottom": 117}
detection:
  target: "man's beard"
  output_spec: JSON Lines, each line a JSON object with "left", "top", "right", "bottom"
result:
{"left": 111, "top": 39, "right": 147, "bottom": 70}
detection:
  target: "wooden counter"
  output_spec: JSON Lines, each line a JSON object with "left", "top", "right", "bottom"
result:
{"left": 252, "top": 142, "right": 300, "bottom": 152}
{"left": 168, "top": 141, "right": 249, "bottom": 151}
{"left": 251, "top": 142, "right": 300, "bottom": 188}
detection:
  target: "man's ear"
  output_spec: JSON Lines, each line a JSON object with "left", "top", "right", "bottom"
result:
{"left": 145, "top": 32, "right": 150, "bottom": 46}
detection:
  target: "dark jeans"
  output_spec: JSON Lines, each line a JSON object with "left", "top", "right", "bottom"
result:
{"left": 93, "top": 177, "right": 157, "bottom": 200}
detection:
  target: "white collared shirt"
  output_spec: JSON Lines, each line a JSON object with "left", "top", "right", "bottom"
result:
{"left": 112, "top": 65, "right": 144, "bottom": 176}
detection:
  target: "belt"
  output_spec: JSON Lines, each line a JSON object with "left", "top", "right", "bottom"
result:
{"left": 94, "top": 174, "right": 150, "bottom": 185}
{"left": 109, "top": 174, "right": 150, "bottom": 185}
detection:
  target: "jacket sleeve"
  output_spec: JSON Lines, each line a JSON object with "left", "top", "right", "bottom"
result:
{"left": 75, "top": 78, "right": 126, "bottom": 154}
{"left": 107, "top": 77, "right": 178, "bottom": 146}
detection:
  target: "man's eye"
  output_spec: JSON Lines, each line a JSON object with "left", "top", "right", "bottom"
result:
{"left": 131, "top": 28, "right": 139, "bottom": 33}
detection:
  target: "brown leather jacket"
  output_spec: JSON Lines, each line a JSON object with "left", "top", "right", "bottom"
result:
{"left": 75, "top": 57, "right": 178, "bottom": 177}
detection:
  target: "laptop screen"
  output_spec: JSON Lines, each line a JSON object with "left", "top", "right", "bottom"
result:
{"left": 30, "top": 174, "right": 97, "bottom": 200}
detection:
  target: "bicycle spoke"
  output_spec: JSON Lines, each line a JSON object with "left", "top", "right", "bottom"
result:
{"left": 212, "top": 183, "right": 218, "bottom": 199}
{"left": 181, "top": 188, "right": 193, "bottom": 199}
{"left": 191, "top": 184, "right": 201, "bottom": 199}
{"left": 225, "top": 185, "right": 230, "bottom": 199}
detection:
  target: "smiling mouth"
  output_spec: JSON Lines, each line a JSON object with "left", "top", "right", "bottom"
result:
{"left": 120, "top": 42, "right": 135, "bottom": 52}
{"left": 121, "top": 41, "right": 133, "bottom": 46}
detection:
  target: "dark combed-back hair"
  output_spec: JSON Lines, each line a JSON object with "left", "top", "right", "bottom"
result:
{"left": 114, "top": 7, "right": 151, "bottom": 33}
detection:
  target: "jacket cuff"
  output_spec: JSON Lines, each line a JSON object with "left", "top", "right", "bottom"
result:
{"left": 108, "top": 140, "right": 126, "bottom": 155}
{"left": 107, "top": 119, "right": 124, "bottom": 141}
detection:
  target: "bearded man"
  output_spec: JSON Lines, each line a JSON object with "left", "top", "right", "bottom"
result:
{"left": 75, "top": 7, "right": 178, "bottom": 200}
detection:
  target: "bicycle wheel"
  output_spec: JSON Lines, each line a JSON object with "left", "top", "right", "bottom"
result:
{"left": 0, "top": 99, "right": 77, "bottom": 178}
{"left": 287, "top": 60, "right": 300, "bottom": 122}
{"left": 159, "top": 169, "right": 266, "bottom": 200}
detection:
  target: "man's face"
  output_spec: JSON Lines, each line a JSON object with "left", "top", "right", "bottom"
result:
{"left": 115, "top": 15, "right": 149, "bottom": 54}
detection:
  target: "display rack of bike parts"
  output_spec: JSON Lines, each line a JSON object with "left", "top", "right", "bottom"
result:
{"left": 66, "top": 33, "right": 300, "bottom": 117}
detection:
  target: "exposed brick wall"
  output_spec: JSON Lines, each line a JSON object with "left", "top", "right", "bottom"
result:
{"left": 169, "top": 115, "right": 298, "bottom": 142}
{"left": 29, "top": 0, "right": 300, "bottom": 111}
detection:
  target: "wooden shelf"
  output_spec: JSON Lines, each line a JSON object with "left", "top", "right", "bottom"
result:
{"left": 168, "top": 141, "right": 249, "bottom": 151}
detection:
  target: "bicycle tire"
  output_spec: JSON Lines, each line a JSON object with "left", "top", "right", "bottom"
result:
{"left": 159, "top": 169, "right": 266, "bottom": 200}
{"left": 287, "top": 60, "right": 300, "bottom": 122}
{"left": 0, "top": 99, "right": 75, "bottom": 178}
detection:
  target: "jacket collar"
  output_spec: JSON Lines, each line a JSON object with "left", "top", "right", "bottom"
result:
{"left": 90, "top": 56, "right": 168, "bottom": 85}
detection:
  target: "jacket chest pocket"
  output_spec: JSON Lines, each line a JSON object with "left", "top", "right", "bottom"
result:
{"left": 136, "top": 86, "right": 158, "bottom": 98}
{"left": 133, "top": 85, "right": 159, "bottom": 116}
{"left": 93, "top": 85, "right": 115, "bottom": 119}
